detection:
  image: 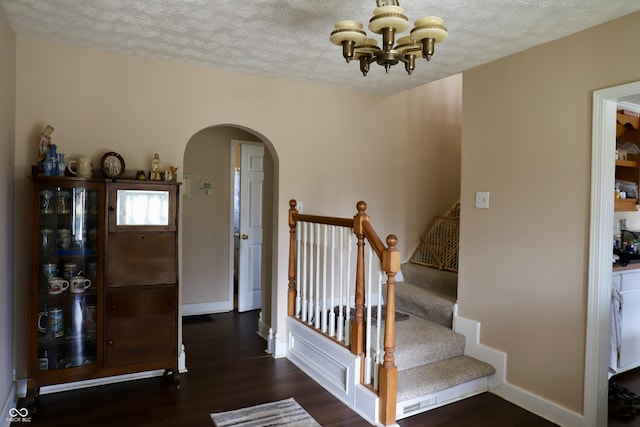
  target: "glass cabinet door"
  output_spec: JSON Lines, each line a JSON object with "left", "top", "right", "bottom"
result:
{"left": 33, "top": 179, "right": 102, "bottom": 373}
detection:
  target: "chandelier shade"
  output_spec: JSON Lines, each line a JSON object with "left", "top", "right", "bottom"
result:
{"left": 330, "top": 1, "right": 447, "bottom": 76}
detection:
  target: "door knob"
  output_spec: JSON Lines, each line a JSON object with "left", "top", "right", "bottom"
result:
{"left": 241, "top": 234, "right": 249, "bottom": 240}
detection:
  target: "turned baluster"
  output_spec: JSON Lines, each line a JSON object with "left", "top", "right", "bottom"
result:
{"left": 351, "top": 201, "right": 368, "bottom": 357}
{"left": 379, "top": 234, "right": 400, "bottom": 426}
{"left": 287, "top": 199, "right": 298, "bottom": 317}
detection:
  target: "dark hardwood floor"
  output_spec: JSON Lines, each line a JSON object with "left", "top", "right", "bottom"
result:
{"left": 610, "top": 368, "right": 640, "bottom": 427}
{"left": 18, "top": 310, "right": 559, "bottom": 426}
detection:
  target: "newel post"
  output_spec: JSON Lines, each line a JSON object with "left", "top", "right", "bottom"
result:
{"left": 351, "top": 201, "right": 369, "bottom": 357}
{"left": 379, "top": 234, "right": 400, "bottom": 426}
{"left": 287, "top": 199, "right": 298, "bottom": 317}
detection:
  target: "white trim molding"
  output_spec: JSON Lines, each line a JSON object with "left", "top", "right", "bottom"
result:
{"left": 586, "top": 80, "right": 640, "bottom": 427}
{"left": 181, "top": 301, "right": 232, "bottom": 316}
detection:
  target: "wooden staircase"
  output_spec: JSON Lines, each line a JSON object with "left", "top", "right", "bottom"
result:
{"left": 390, "top": 262, "right": 495, "bottom": 419}
{"left": 285, "top": 200, "right": 496, "bottom": 425}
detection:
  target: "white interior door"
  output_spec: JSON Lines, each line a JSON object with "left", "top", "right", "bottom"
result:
{"left": 238, "top": 144, "right": 264, "bottom": 312}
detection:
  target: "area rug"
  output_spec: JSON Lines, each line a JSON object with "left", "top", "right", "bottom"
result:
{"left": 210, "top": 398, "right": 320, "bottom": 427}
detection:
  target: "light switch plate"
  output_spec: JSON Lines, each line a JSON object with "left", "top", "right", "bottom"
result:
{"left": 475, "top": 192, "right": 490, "bottom": 209}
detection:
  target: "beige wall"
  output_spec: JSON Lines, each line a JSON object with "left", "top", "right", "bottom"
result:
{"left": 12, "top": 38, "right": 461, "bottom": 378}
{"left": 0, "top": 3, "right": 15, "bottom": 412}
{"left": 460, "top": 11, "right": 640, "bottom": 413}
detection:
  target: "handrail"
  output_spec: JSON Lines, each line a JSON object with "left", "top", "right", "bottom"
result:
{"left": 287, "top": 199, "right": 400, "bottom": 426}
{"left": 293, "top": 212, "right": 354, "bottom": 228}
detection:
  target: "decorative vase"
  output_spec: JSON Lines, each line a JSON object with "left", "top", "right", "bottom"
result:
{"left": 57, "top": 153, "right": 66, "bottom": 176}
{"left": 43, "top": 159, "right": 56, "bottom": 176}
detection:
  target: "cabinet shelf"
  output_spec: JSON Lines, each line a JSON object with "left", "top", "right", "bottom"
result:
{"left": 615, "top": 152, "right": 640, "bottom": 212}
{"left": 616, "top": 198, "right": 638, "bottom": 211}
{"left": 617, "top": 159, "right": 638, "bottom": 168}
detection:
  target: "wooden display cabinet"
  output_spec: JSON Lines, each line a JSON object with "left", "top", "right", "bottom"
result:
{"left": 27, "top": 177, "right": 105, "bottom": 405}
{"left": 26, "top": 177, "right": 180, "bottom": 410}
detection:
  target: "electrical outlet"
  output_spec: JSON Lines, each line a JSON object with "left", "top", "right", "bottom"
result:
{"left": 296, "top": 202, "right": 303, "bottom": 213}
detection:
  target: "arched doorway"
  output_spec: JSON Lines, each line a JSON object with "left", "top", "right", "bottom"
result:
{"left": 180, "top": 124, "right": 277, "bottom": 341}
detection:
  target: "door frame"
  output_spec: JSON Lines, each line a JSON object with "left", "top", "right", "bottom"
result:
{"left": 586, "top": 80, "right": 640, "bottom": 426}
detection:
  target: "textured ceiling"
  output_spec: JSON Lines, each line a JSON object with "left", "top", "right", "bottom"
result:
{"left": 2, "top": 0, "right": 640, "bottom": 95}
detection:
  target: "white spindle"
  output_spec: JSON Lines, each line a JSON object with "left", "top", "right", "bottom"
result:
{"left": 328, "top": 225, "right": 336, "bottom": 337}
{"left": 373, "top": 270, "right": 383, "bottom": 390}
{"left": 308, "top": 222, "right": 315, "bottom": 325}
{"left": 344, "top": 227, "right": 353, "bottom": 347}
{"left": 321, "top": 224, "right": 328, "bottom": 333}
{"left": 295, "top": 220, "right": 302, "bottom": 317}
{"left": 336, "top": 226, "right": 345, "bottom": 342}
{"left": 314, "top": 223, "right": 321, "bottom": 329}
{"left": 301, "top": 222, "right": 308, "bottom": 322}
{"left": 364, "top": 244, "right": 373, "bottom": 384}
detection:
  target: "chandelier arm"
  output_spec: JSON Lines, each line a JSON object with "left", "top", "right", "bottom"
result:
{"left": 342, "top": 40, "right": 356, "bottom": 63}
{"left": 381, "top": 27, "right": 396, "bottom": 53}
{"left": 420, "top": 37, "right": 436, "bottom": 60}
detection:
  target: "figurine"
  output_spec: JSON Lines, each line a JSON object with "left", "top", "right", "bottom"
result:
{"left": 165, "top": 166, "right": 178, "bottom": 182}
{"left": 136, "top": 170, "right": 147, "bottom": 180}
{"left": 151, "top": 153, "right": 163, "bottom": 181}
{"left": 38, "top": 125, "right": 54, "bottom": 164}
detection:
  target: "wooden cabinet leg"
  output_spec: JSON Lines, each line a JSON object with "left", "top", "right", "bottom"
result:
{"left": 24, "top": 380, "right": 40, "bottom": 414}
{"left": 164, "top": 368, "right": 180, "bottom": 390}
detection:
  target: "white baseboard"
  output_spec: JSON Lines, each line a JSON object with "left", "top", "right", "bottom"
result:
{"left": 257, "top": 311, "right": 269, "bottom": 341}
{"left": 453, "top": 306, "right": 582, "bottom": 426}
{"left": 2, "top": 381, "right": 24, "bottom": 427}
{"left": 493, "top": 383, "right": 583, "bottom": 427}
{"left": 453, "top": 306, "right": 506, "bottom": 389}
{"left": 273, "top": 332, "right": 287, "bottom": 358}
{"left": 178, "top": 343, "right": 188, "bottom": 373}
{"left": 181, "top": 301, "right": 232, "bottom": 316}
{"left": 39, "top": 370, "right": 166, "bottom": 395}
{"left": 13, "top": 370, "right": 170, "bottom": 399}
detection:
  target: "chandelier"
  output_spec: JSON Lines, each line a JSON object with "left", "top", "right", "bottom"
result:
{"left": 330, "top": 0, "right": 447, "bottom": 76}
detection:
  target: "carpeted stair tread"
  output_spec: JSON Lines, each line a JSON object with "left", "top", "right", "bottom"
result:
{"left": 376, "top": 315, "right": 466, "bottom": 371}
{"left": 386, "top": 263, "right": 458, "bottom": 328}
{"left": 394, "top": 283, "right": 455, "bottom": 328}
{"left": 402, "top": 262, "right": 458, "bottom": 297}
{"left": 397, "top": 355, "right": 496, "bottom": 402}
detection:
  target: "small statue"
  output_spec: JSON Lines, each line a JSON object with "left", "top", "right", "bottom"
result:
{"left": 165, "top": 166, "right": 178, "bottom": 182}
{"left": 38, "top": 125, "right": 54, "bottom": 164}
{"left": 151, "top": 153, "right": 163, "bottom": 181}
{"left": 136, "top": 170, "right": 147, "bottom": 180}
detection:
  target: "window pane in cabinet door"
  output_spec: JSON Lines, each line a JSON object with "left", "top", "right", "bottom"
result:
{"left": 36, "top": 182, "right": 100, "bottom": 373}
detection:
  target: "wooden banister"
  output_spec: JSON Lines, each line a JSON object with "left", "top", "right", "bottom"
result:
{"left": 379, "top": 235, "right": 400, "bottom": 426}
{"left": 287, "top": 199, "right": 400, "bottom": 426}
{"left": 292, "top": 212, "right": 354, "bottom": 228}
{"left": 287, "top": 200, "right": 298, "bottom": 317}
{"left": 362, "top": 220, "right": 384, "bottom": 259}
{"left": 351, "top": 201, "right": 369, "bottom": 357}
